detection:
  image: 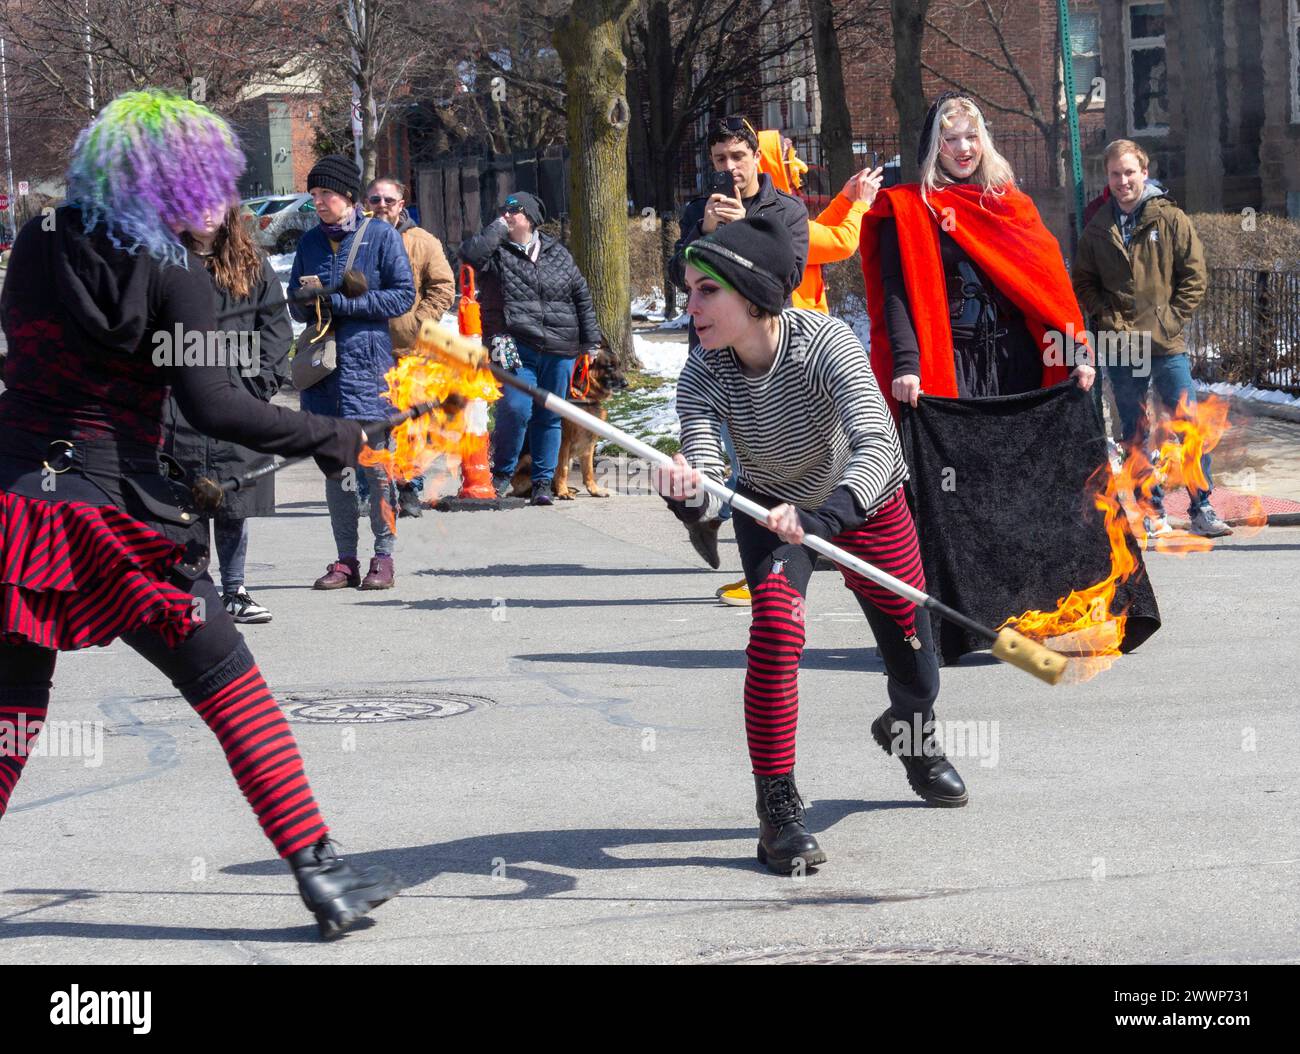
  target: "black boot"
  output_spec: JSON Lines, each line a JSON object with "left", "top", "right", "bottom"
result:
{"left": 871, "top": 709, "right": 969, "bottom": 807}
{"left": 754, "top": 772, "right": 827, "bottom": 874}
{"left": 288, "top": 837, "right": 403, "bottom": 939}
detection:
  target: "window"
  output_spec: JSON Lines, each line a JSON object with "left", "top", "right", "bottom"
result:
{"left": 1291, "top": 0, "right": 1300, "bottom": 122}
{"left": 1125, "top": 2, "right": 1168, "bottom": 134}
{"left": 1069, "top": 9, "right": 1102, "bottom": 109}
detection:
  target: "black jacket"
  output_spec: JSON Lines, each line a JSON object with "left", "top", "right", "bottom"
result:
{"left": 0, "top": 207, "right": 361, "bottom": 544}
{"left": 669, "top": 172, "right": 810, "bottom": 295}
{"left": 457, "top": 220, "right": 601, "bottom": 357}
{"left": 162, "top": 256, "right": 293, "bottom": 519}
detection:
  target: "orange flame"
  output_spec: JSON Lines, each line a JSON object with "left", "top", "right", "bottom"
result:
{"left": 1001, "top": 393, "right": 1260, "bottom": 680}
{"left": 358, "top": 342, "right": 501, "bottom": 529}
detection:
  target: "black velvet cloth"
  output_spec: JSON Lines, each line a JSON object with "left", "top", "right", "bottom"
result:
{"left": 898, "top": 381, "right": 1161, "bottom": 663}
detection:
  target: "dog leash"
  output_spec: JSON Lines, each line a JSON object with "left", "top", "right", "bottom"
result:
{"left": 569, "top": 352, "right": 592, "bottom": 400}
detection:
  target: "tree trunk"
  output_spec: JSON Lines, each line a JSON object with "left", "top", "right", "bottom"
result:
{"left": 554, "top": 0, "right": 638, "bottom": 369}
{"left": 642, "top": 0, "right": 679, "bottom": 319}
{"left": 890, "top": 0, "right": 930, "bottom": 184}
{"left": 808, "top": 0, "right": 854, "bottom": 191}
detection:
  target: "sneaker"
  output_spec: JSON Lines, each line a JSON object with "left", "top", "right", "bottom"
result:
{"left": 360, "top": 555, "right": 395, "bottom": 590}
{"left": 715, "top": 577, "right": 748, "bottom": 598}
{"left": 396, "top": 483, "right": 423, "bottom": 519}
{"left": 313, "top": 558, "right": 361, "bottom": 590}
{"left": 530, "top": 483, "right": 555, "bottom": 507}
{"left": 1189, "top": 504, "right": 1233, "bottom": 538}
{"left": 1143, "top": 515, "right": 1176, "bottom": 540}
{"left": 222, "top": 588, "right": 272, "bottom": 624}
{"left": 719, "top": 582, "right": 752, "bottom": 606}
{"left": 493, "top": 475, "right": 514, "bottom": 500}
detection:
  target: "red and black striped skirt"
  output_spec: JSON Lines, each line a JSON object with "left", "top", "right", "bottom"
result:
{"left": 0, "top": 490, "right": 199, "bottom": 651}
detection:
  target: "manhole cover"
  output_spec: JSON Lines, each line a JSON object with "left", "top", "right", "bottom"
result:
{"left": 282, "top": 690, "right": 492, "bottom": 724}
{"left": 713, "top": 945, "right": 1028, "bottom": 965}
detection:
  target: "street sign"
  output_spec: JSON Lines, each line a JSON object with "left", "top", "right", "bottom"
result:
{"left": 17, "top": 181, "right": 28, "bottom": 196}
{"left": 0, "top": 194, "right": 9, "bottom": 211}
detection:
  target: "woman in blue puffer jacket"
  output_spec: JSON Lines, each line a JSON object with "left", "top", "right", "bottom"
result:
{"left": 288, "top": 154, "right": 414, "bottom": 590}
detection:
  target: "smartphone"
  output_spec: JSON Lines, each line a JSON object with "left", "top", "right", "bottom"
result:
{"left": 863, "top": 150, "right": 880, "bottom": 172}
{"left": 299, "top": 274, "right": 322, "bottom": 288}
{"left": 706, "top": 170, "right": 735, "bottom": 197}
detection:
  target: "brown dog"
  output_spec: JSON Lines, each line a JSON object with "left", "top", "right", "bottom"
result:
{"left": 511, "top": 345, "right": 627, "bottom": 499}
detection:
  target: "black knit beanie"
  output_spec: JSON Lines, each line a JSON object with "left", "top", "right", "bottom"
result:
{"left": 684, "top": 216, "right": 796, "bottom": 316}
{"left": 916, "top": 91, "right": 976, "bottom": 167}
{"left": 504, "top": 191, "right": 546, "bottom": 229}
{"left": 306, "top": 153, "right": 361, "bottom": 202}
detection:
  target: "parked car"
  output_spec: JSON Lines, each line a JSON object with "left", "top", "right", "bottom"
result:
{"left": 248, "top": 192, "right": 317, "bottom": 254}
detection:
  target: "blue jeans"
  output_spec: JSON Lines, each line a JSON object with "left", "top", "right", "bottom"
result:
{"left": 1108, "top": 352, "right": 1213, "bottom": 514}
{"left": 490, "top": 342, "right": 574, "bottom": 485}
{"left": 717, "top": 422, "right": 740, "bottom": 522}
{"left": 211, "top": 517, "right": 249, "bottom": 593}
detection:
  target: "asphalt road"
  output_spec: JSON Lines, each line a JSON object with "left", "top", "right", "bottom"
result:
{"left": 2, "top": 459, "right": 1297, "bottom": 964}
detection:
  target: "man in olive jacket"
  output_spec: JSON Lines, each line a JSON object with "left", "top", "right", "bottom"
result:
{"left": 1072, "top": 138, "right": 1228, "bottom": 538}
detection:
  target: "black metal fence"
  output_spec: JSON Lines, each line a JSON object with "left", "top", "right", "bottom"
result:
{"left": 1186, "top": 268, "right": 1300, "bottom": 394}
{"left": 413, "top": 148, "right": 570, "bottom": 255}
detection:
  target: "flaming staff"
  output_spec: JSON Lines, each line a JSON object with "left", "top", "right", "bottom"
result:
{"left": 413, "top": 321, "right": 1067, "bottom": 686}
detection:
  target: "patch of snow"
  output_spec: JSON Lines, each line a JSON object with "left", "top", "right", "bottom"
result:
{"left": 632, "top": 334, "right": 688, "bottom": 378}
{"left": 658, "top": 311, "right": 691, "bottom": 331}
{"left": 1197, "top": 379, "right": 1300, "bottom": 407}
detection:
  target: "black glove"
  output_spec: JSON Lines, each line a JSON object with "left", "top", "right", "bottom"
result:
{"left": 313, "top": 420, "right": 366, "bottom": 478}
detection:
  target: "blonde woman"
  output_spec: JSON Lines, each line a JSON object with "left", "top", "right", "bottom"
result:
{"left": 860, "top": 92, "right": 1094, "bottom": 406}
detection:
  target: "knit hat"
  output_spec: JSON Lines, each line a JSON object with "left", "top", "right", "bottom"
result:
{"left": 504, "top": 191, "right": 546, "bottom": 229}
{"left": 683, "top": 215, "right": 795, "bottom": 316}
{"left": 917, "top": 91, "right": 977, "bottom": 167}
{"left": 306, "top": 153, "right": 361, "bottom": 202}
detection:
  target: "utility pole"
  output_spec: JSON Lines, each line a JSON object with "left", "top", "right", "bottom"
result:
{"left": 1, "top": 36, "right": 16, "bottom": 239}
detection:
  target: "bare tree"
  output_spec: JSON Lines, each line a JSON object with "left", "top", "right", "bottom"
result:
{"left": 0, "top": 0, "right": 303, "bottom": 181}
{"left": 623, "top": 0, "right": 814, "bottom": 310}
{"left": 922, "top": 0, "right": 1065, "bottom": 186}
{"left": 890, "top": 0, "right": 931, "bottom": 183}
{"left": 554, "top": 0, "right": 639, "bottom": 367}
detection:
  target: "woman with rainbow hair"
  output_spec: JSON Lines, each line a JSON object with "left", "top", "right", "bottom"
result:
{"left": 0, "top": 90, "right": 401, "bottom": 938}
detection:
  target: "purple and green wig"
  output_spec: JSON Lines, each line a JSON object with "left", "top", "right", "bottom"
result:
{"left": 65, "top": 89, "right": 245, "bottom": 267}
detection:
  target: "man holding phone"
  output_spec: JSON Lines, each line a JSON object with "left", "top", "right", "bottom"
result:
{"left": 669, "top": 117, "right": 810, "bottom": 607}
{"left": 670, "top": 116, "right": 809, "bottom": 299}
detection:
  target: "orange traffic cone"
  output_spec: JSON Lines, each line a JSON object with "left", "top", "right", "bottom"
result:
{"left": 457, "top": 265, "right": 496, "bottom": 499}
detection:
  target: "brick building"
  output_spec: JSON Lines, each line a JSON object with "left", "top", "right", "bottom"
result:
{"left": 1096, "top": 0, "right": 1297, "bottom": 218}
{"left": 741, "top": 1, "right": 1108, "bottom": 243}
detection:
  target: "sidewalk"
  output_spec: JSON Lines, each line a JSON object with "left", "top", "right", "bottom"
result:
{"left": 1163, "top": 408, "right": 1300, "bottom": 526}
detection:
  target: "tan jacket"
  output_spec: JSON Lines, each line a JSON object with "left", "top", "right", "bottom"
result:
{"left": 389, "top": 219, "right": 455, "bottom": 352}
{"left": 1072, "top": 193, "right": 1207, "bottom": 357}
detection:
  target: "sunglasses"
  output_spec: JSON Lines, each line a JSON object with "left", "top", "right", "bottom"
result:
{"left": 503, "top": 204, "right": 524, "bottom": 215}
{"left": 368, "top": 194, "right": 400, "bottom": 205}
{"left": 717, "top": 115, "right": 758, "bottom": 140}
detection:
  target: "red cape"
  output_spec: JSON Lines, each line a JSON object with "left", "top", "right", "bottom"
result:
{"left": 859, "top": 183, "right": 1083, "bottom": 410}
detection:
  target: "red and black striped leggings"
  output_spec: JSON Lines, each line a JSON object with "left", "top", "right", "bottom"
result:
{"left": 0, "top": 577, "right": 329, "bottom": 856}
{"left": 734, "top": 487, "right": 940, "bottom": 777}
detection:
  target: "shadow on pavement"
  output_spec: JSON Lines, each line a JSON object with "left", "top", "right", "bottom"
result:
{"left": 415, "top": 563, "right": 724, "bottom": 578}
{"left": 220, "top": 797, "right": 925, "bottom": 900}
{"left": 512, "top": 648, "right": 886, "bottom": 671}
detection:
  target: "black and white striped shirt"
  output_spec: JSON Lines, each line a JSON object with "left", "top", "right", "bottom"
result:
{"left": 676, "top": 309, "right": 908, "bottom": 520}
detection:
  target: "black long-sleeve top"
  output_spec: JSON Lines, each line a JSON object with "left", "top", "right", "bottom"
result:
{"left": 0, "top": 208, "right": 360, "bottom": 472}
